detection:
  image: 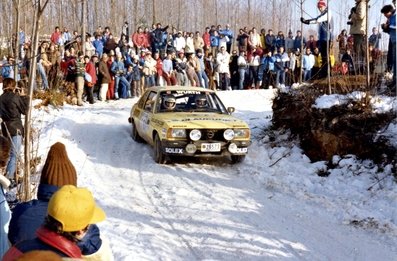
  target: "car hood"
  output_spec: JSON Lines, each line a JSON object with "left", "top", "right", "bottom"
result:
{"left": 159, "top": 112, "right": 249, "bottom": 129}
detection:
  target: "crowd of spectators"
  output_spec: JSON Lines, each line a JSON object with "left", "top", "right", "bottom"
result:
{"left": 0, "top": 0, "right": 396, "bottom": 104}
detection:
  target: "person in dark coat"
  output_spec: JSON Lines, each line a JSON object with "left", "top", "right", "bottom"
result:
{"left": 0, "top": 78, "right": 29, "bottom": 184}
{"left": 7, "top": 142, "right": 113, "bottom": 260}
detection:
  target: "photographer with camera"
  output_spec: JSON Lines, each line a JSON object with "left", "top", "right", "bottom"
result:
{"left": 300, "top": 0, "right": 333, "bottom": 79}
{"left": 348, "top": 0, "right": 367, "bottom": 73}
{"left": 0, "top": 78, "right": 29, "bottom": 185}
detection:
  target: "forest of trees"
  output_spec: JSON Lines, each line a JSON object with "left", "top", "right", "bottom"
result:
{"left": 0, "top": 0, "right": 357, "bottom": 40}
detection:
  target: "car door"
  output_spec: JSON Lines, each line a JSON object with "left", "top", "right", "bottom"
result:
{"left": 139, "top": 91, "right": 157, "bottom": 143}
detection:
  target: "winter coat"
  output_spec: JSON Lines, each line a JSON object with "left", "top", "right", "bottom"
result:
{"left": 3, "top": 226, "right": 82, "bottom": 260}
{"left": 93, "top": 39, "right": 104, "bottom": 57}
{"left": 0, "top": 91, "right": 29, "bottom": 137}
{"left": 302, "top": 54, "right": 315, "bottom": 70}
{"left": 349, "top": 1, "right": 366, "bottom": 35}
{"left": 274, "top": 52, "right": 290, "bottom": 71}
{"left": 85, "top": 62, "right": 98, "bottom": 85}
{"left": 7, "top": 184, "right": 105, "bottom": 257}
{"left": 1, "top": 185, "right": 11, "bottom": 258}
{"left": 216, "top": 51, "right": 230, "bottom": 74}
{"left": 98, "top": 60, "right": 111, "bottom": 84}
{"left": 132, "top": 32, "right": 146, "bottom": 49}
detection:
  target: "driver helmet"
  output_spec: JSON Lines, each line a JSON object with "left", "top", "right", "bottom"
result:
{"left": 163, "top": 94, "right": 176, "bottom": 110}
{"left": 195, "top": 94, "right": 207, "bottom": 108}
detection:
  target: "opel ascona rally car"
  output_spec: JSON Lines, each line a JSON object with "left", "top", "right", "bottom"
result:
{"left": 128, "top": 86, "right": 251, "bottom": 164}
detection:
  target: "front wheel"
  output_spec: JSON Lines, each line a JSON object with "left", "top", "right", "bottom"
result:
{"left": 231, "top": 155, "right": 245, "bottom": 164}
{"left": 154, "top": 134, "right": 167, "bottom": 164}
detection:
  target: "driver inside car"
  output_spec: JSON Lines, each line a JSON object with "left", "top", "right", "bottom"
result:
{"left": 162, "top": 94, "right": 176, "bottom": 111}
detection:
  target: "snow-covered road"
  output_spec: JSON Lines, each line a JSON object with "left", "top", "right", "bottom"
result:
{"left": 34, "top": 90, "right": 397, "bottom": 260}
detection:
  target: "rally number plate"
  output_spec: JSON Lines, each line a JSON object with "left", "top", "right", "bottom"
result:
{"left": 201, "top": 143, "right": 221, "bottom": 152}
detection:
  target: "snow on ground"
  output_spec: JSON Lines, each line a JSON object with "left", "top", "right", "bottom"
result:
{"left": 31, "top": 89, "right": 397, "bottom": 260}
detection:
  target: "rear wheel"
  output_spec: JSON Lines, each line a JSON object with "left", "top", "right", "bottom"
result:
{"left": 131, "top": 120, "right": 143, "bottom": 142}
{"left": 154, "top": 134, "right": 167, "bottom": 164}
{"left": 231, "top": 155, "right": 245, "bottom": 164}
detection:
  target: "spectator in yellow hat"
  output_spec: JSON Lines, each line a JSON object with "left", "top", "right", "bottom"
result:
{"left": 3, "top": 185, "right": 110, "bottom": 260}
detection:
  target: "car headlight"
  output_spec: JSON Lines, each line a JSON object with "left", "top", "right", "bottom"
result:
{"left": 168, "top": 128, "right": 186, "bottom": 138}
{"left": 189, "top": 129, "right": 202, "bottom": 141}
{"left": 223, "top": 129, "right": 235, "bottom": 141}
{"left": 234, "top": 129, "right": 250, "bottom": 139}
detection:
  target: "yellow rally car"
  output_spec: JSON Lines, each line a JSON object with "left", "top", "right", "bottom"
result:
{"left": 128, "top": 86, "right": 251, "bottom": 164}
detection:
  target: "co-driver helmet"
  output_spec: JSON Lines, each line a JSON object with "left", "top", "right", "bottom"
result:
{"left": 195, "top": 94, "right": 207, "bottom": 108}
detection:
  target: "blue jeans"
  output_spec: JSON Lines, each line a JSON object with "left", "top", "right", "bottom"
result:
{"left": 0, "top": 187, "right": 11, "bottom": 257}
{"left": 196, "top": 70, "right": 209, "bottom": 88}
{"left": 114, "top": 76, "right": 130, "bottom": 99}
{"left": 6, "top": 135, "right": 22, "bottom": 179}
{"left": 303, "top": 69, "right": 312, "bottom": 81}
{"left": 37, "top": 63, "right": 49, "bottom": 90}
{"left": 276, "top": 70, "right": 286, "bottom": 87}
{"left": 238, "top": 68, "right": 246, "bottom": 90}
{"left": 145, "top": 75, "right": 156, "bottom": 88}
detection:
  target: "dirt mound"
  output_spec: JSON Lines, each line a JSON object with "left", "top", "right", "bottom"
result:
{"left": 272, "top": 84, "right": 396, "bottom": 163}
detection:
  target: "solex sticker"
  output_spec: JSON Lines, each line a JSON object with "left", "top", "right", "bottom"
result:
{"left": 165, "top": 148, "right": 183, "bottom": 154}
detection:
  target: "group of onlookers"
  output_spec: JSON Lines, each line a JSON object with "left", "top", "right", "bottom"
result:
{"left": 1, "top": 0, "right": 396, "bottom": 103}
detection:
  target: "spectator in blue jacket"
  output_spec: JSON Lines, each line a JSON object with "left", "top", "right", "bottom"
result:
{"left": 93, "top": 34, "right": 104, "bottom": 57}
{"left": 7, "top": 142, "right": 112, "bottom": 259}
{"left": 111, "top": 54, "right": 130, "bottom": 99}
{"left": 258, "top": 50, "right": 276, "bottom": 89}
{"left": 274, "top": 46, "right": 290, "bottom": 87}
{"left": 210, "top": 30, "right": 220, "bottom": 56}
{"left": 220, "top": 24, "right": 234, "bottom": 53}
{"left": 0, "top": 136, "right": 11, "bottom": 258}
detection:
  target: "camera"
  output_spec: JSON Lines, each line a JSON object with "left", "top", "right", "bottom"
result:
{"left": 347, "top": 6, "right": 356, "bottom": 25}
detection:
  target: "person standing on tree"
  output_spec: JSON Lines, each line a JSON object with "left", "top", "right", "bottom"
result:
{"left": 301, "top": 0, "right": 333, "bottom": 79}
{"left": 348, "top": 0, "right": 367, "bottom": 73}
{"left": 0, "top": 78, "right": 29, "bottom": 186}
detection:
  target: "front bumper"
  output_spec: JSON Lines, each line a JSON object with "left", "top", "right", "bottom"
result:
{"left": 161, "top": 139, "right": 251, "bottom": 157}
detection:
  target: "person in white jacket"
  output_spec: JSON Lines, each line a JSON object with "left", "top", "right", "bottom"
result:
{"left": 216, "top": 46, "right": 231, "bottom": 90}
{"left": 302, "top": 48, "right": 315, "bottom": 81}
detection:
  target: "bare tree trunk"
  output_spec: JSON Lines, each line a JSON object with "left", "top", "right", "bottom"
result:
{"left": 152, "top": 0, "right": 156, "bottom": 25}
{"left": 299, "top": 0, "right": 304, "bottom": 84}
{"left": 24, "top": 0, "right": 50, "bottom": 202}
{"left": 327, "top": 0, "right": 331, "bottom": 94}
{"left": 365, "top": 1, "right": 370, "bottom": 88}
{"left": 82, "top": 0, "right": 86, "bottom": 55}
{"left": 14, "top": 0, "right": 20, "bottom": 77}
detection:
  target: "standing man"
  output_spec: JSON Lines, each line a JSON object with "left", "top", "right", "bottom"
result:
{"left": 301, "top": 0, "right": 333, "bottom": 79}
{"left": 368, "top": 27, "right": 381, "bottom": 49}
{"left": 0, "top": 78, "right": 29, "bottom": 184}
{"left": 74, "top": 52, "right": 85, "bottom": 106}
{"left": 349, "top": 0, "right": 367, "bottom": 73}
{"left": 381, "top": 4, "right": 396, "bottom": 91}
{"left": 216, "top": 46, "right": 231, "bottom": 90}
{"left": 221, "top": 24, "right": 234, "bottom": 53}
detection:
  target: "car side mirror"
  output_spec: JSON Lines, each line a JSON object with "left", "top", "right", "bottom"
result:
{"left": 227, "top": 107, "right": 235, "bottom": 114}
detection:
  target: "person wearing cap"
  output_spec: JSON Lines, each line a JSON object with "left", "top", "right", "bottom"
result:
{"left": 300, "top": 0, "right": 333, "bottom": 79}
{"left": 0, "top": 78, "right": 29, "bottom": 184}
{"left": 7, "top": 143, "right": 112, "bottom": 260}
{"left": 3, "top": 185, "right": 109, "bottom": 260}
{"left": 0, "top": 136, "right": 11, "bottom": 258}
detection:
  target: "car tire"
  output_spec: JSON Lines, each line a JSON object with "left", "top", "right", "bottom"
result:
{"left": 154, "top": 133, "right": 167, "bottom": 164}
{"left": 131, "top": 120, "right": 144, "bottom": 143}
{"left": 231, "top": 155, "right": 245, "bottom": 164}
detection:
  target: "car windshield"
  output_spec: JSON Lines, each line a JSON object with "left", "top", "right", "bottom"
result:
{"left": 156, "top": 90, "right": 228, "bottom": 114}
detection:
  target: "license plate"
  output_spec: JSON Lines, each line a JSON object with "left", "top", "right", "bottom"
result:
{"left": 201, "top": 143, "right": 221, "bottom": 152}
